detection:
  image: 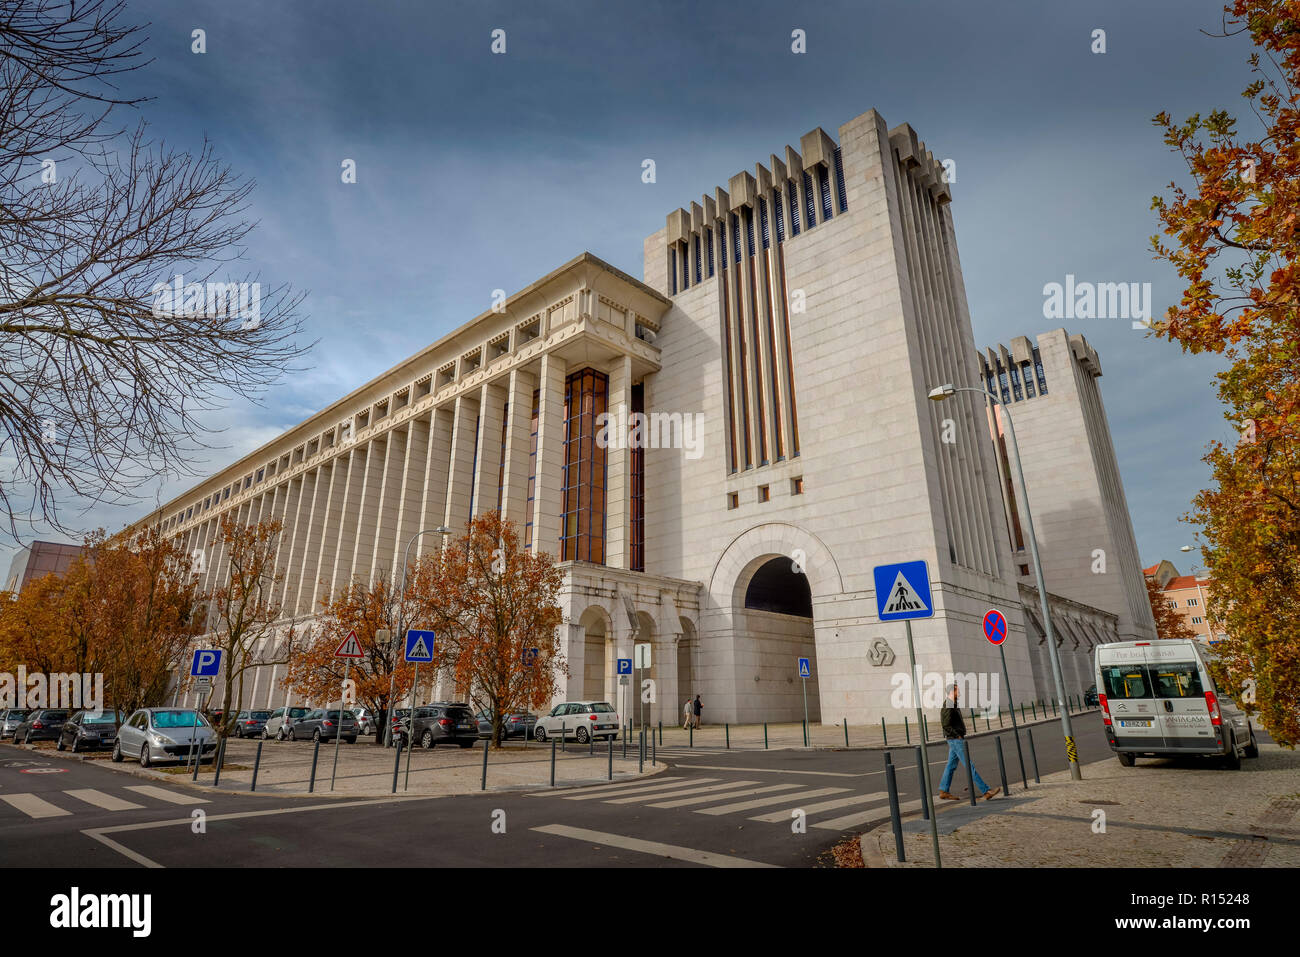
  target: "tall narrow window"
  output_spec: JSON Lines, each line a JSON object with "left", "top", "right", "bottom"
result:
{"left": 523, "top": 390, "right": 540, "bottom": 549}
{"left": 774, "top": 190, "right": 785, "bottom": 242}
{"left": 818, "top": 166, "right": 833, "bottom": 221}
{"left": 1008, "top": 364, "right": 1024, "bottom": 401}
{"left": 560, "top": 369, "right": 608, "bottom": 564}
{"left": 759, "top": 197, "right": 770, "bottom": 250}
{"left": 496, "top": 402, "right": 509, "bottom": 512}
{"left": 787, "top": 182, "right": 801, "bottom": 235}
{"left": 629, "top": 383, "right": 645, "bottom": 572}
{"left": 745, "top": 207, "right": 755, "bottom": 258}
{"left": 465, "top": 414, "right": 481, "bottom": 518}
{"left": 833, "top": 147, "right": 848, "bottom": 212}
{"left": 731, "top": 213, "right": 741, "bottom": 264}
{"left": 706, "top": 227, "right": 714, "bottom": 277}
{"left": 680, "top": 244, "right": 689, "bottom": 290}
{"left": 1032, "top": 347, "right": 1049, "bottom": 394}
{"left": 719, "top": 219, "right": 728, "bottom": 270}
{"left": 803, "top": 171, "right": 816, "bottom": 228}
{"left": 693, "top": 234, "right": 701, "bottom": 284}
{"left": 669, "top": 247, "right": 677, "bottom": 295}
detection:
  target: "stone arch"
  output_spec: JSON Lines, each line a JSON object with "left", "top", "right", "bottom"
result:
{"left": 577, "top": 604, "right": 613, "bottom": 702}
{"left": 707, "top": 522, "right": 843, "bottom": 609}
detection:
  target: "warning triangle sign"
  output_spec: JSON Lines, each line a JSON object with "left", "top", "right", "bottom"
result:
{"left": 334, "top": 630, "right": 364, "bottom": 658}
{"left": 881, "top": 571, "right": 930, "bottom": 616}
{"left": 408, "top": 636, "right": 431, "bottom": 660}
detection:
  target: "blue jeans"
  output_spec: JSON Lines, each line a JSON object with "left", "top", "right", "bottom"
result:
{"left": 939, "top": 738, "right": 990, "bottom": 794}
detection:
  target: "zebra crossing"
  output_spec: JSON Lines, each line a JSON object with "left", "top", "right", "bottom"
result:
{"left": 0, "top": 785, "right": 209, "bottom": 820}
{"left": 527, "top": 775, "right": 892, "bottom": 831}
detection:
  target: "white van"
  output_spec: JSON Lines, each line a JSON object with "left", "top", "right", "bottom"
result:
{"left": 1094, "top": 639, "right": 1258, "bottom": 769}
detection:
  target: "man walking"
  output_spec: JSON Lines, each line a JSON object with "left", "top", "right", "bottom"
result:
{"left": 938, "top": 684, "right": 999, "bottom": 801}
{"left": 683, "top": 698, "right": 693, "bottom": 730}
{"left": 692, "top": 694, "right": 702, "bottom": 729}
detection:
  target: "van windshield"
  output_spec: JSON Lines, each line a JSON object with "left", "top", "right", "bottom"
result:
{"left": 1099, "top": 665, "right": 1152, "bottom": 699}
{"left": 1150, "top": 663, "right": 1204, "bottom": 698}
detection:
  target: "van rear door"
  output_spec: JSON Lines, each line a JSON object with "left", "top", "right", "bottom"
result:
{"left": 1145, "top": 644, "right": 1216, "bottom": 751}
{"left": 1098, "top": 645, "right": 1163, "bottom": 753}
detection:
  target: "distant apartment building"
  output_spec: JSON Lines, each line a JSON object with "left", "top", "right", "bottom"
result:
{"left": 1144, "top": 563, "right": 1225, "bottom": 645}
{"left": 3, "top": 541, "right": 83, "bottom": 593}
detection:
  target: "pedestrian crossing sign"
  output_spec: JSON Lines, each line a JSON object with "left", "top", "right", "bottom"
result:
{"left": 405, "top": 629, "right": 435, "bottom": 662}
{"left": 872, "top": 560, "right": 933, "bottom": 621}
{"left": 798, "top": 657, "right": 811, "bottom": 678}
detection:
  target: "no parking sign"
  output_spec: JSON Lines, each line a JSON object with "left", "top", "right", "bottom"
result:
{"left": 983, "top": 608, "right": 1008, "bottom": 645}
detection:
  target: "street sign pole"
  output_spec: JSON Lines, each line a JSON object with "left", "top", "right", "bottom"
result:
{"left": 330, "top": 659, "right": 349, "bottom": 790}
{"left": 999, "top": 643, "right": 1028, "bottom": 790}
{"left": 801, "top": 675, "right": 809, "bottom": 747}
{"left": 904, "top": 618, "right": 941, "bottom": 868}
{"left": 404, "top": 661, "right": 418, "bottom": 790}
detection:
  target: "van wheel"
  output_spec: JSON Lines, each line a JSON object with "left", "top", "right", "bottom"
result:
{"left": 1222, "top": 734, "right": 1242, "bottom": 770}
{"left": 1243, "top": 727, "right": 1259, "bottom": 759}
{"left": 1117, "top": 752, "right": 1135, "bottom": 767}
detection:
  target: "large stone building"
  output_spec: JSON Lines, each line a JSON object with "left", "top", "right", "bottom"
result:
{"left": 4, "top": 540, "right": 83, "bottom": 593}
{"left": 136, "top": 109, "right": 1154, "bottom": 725}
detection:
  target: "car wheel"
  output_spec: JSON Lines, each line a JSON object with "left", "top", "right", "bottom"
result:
{"left": 111, "top": 740, "right": 123, "bottom": 762}
{"left": 70, "top": 738, "right": 81, "bottom": 754}
{"left": 56, "top": 736, "right": 65, "bottom": 752}
{"left": 1117, "top": 751, "right": 1135, "bottom": 767}
{"left": 23, "top": 731, "right": 32, "bottom": 746}
{"left": 421, "top": 730, "right": 436, "bottom": 750}
{"left": 534, "top": 725, "right": 546, "bottom": 742}
{"left": 262, "top": 728, "right": 270, "bottom": 740}
{"left": 312, "top": 729, "right": 322, "bottom": 743}
{"left": 1244, "top": 727, "right": 1259, "bottom": 759}
{"left": 139, "top": 744, "right": 151, "bottom": 769}
{"left": 576, "top": 726, "right": 590, "bottom": 744}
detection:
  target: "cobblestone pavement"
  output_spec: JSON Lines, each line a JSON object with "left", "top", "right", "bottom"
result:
{"left": 863, "top": 742, "right": 1299, "bottom": 867}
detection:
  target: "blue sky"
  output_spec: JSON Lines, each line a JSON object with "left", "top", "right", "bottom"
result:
{"left": 4, "top": 0, "right": 1256, "bottom": 577}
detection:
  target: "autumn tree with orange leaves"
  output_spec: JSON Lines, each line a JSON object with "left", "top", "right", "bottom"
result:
{"left": 1151, "top": 0, "right": 1300, "bottom": 746}
{"left": 1145, "top": 577, "right": 1200, "bottom": 642}
{"left": 285, "top": 575, "right": 422, "bottom": 745}
{"left": 411, "top": 512, "right": 565, "bottom": 747}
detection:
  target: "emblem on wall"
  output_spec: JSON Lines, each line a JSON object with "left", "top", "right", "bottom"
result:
{"left": 867, "top": 637, "right": 896, "bottom": 667}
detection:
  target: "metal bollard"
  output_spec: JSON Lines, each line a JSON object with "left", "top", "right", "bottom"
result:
{"left": 985, "top": 710, "right": 991, "bottom": 732}
{"left": 1051, "top": 698, "right": 1057, "bottom": 717}
{"left": 996, "top": 735, "right": 1009, "bottom": 796}
{"left": 915, "top": 746, "right": 929, "bottom": 821}
{"left": 639, "top": 727, "right": 644, "bottom": 773}
{"left": 250, "top": 741, "right": 263, "bottom": 792}
{"left": 658, "top": 721, "right": 662, "bottom": 746}
{"left": 881, "top": 716, "right": 887, "bottom": 747}
{"left": 689, "top": 724, "right": 693, "bottom": 748}
{"left": 764, "top": 723, "right": 768, "bottom": 749}
{"left": 608, "top": 736, "right": 613, "bottom": 780}
{"left": 481, "top": 737, "right": 490, "bottom": 791}
{"left": 589, "top": 732, "right": 594, "bottom": 756}
{"left": 308, "top": 738, "right": 321, "bottom": 793}
{"left": 922, "top": 714, "right": 929, "bottom": 740}
{"left": 843, "top": 718, "right": 849, "bottom": 747}
{"left": 652, "top": 730, "right": 656, "bottom": 766}
{"left": 885, "top": 760, "right": 905, "bottom": 864}
{"left": 725, "top": 724, "right": 730, "bottom": 749}
{"left": 803, "top": 718, "right": 808, "bottom": 748}
{"left": 550, "top": 735, "right": 557, "bottom": 786}
{"left": 213, "top": 737, "right": 226, "bottom": 787}
{"left": 905, "top": 715, "right": 910, "bottom": 744}
{"left": 561, "top": 722, "right": 566, "bottom": 752}
{"left": 1031, "top": 701, "right": 1037, "bottom": 720}
{"left": 390, "top": 737, "right": 402, "bottom": 794}
{"left": 622, "top": 726, "right": 627, "bottom": 758}
{"left": 1027, "top": 727, "right": 1041, "bottom": 783}
{"left": 999, "top": 710, "right": 1004, "bottom": 729}
{"left": 1021, "top": 703, "right": 1026, "bottom": 722}
{"left": 964, "top": 741, "right": 977, "bottom": 806}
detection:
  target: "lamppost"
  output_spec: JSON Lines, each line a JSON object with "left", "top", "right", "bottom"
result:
{"left": 928, "top": 382, "right": 1082, "bottom": 781}
{"left": 383, "top": 526, "right": 452, "bottom": 746}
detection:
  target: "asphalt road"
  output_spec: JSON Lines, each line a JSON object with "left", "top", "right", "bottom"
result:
{"left": 0, "top": 713, "right": 1111, "bottom": 868}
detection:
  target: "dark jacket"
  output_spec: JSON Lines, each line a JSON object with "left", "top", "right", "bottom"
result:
{"left": 693, "top": 697, "right": 702, "bottom": 715}
{"left": 941, "top": 702, "right": 966, "bottom": 739}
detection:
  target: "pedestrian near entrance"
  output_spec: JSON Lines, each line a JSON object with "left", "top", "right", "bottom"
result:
{"left": 683, "top": 698, "right": 693, "bottom": 730}
{"left": 938, "top": 685, "right": 999, "bottom": 801}
{"left": 692, "top": 694, "right": 702, "bottom": 729}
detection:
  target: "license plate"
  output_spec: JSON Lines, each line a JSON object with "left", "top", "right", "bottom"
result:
{"left": 1119, "top": 720, "right": 1152, "bottom": 728}
{"left": 458, "top": 724, "right": 470, "bottom": 730}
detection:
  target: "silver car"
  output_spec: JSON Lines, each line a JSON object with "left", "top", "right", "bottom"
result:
{"left": 1, "top": 709, "right": 30, "bottom": 739}
{"left": 111, "top": 708, "right": 217, "bottom": 768}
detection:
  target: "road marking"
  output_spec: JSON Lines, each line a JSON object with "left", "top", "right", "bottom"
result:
{"left": 531, "top": 824, "right": 778, "bottom": 868}
{"left": 81, "top": 795, "right": 438, "bottom": 868}
{"left": 122, "top": 785, "right": 209, "bottom": 805}
{"left": 748, "top": 791, "right": 888, "bottom": 822}
{"left": 669, "top": 763, "right": 865, "bottom": 778}
{"left": 813, "top": 802, "right": 901, "bottom": 831}
{"left": 647, "top": 783, "right": 803, "bottom": 809}
{"left": 0, "top": 792, "right": 72, "bottom": 819}
{"left": 540, "top": 776, "right": 706, "bottom": 800}
{"left": 603, "top": 780, "right": 759, "bottom": 804}
{"left": 63, "top": 789, "right": 145, "bottom": 811}
{"left": 697, "top": 786, "right": 849, "bottom": 815}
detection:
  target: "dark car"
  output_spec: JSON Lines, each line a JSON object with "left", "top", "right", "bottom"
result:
{"left": 1, "top": 709, "right": 30, "bottom": 740}
{"left": 56, "top": 710, "right": 119, "bottom": 752}
{"left": 290, "top": 708, "right": 358, "bottom": 743}
{"left": 476, "top": 710, "right": 537, "bottom": 739}
{"left": 234, "top": 710, "right": 272, "bottom": 738}
{"left": 412, "top": 703, "right": 478, "bottom": 749}
{"left": 1084, "top": 684, "right": 1099, "bottom": 708}
{"left": 12, "top": 709, "right": 69, "bottom": 744}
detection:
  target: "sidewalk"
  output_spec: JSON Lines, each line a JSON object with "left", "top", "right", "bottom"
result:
{"left": 861, "top": 742, "right": 1300, "bottom": 868}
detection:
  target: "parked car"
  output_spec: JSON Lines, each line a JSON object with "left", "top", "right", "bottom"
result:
{"left": 1, "top": 709, "right": 30, "bottom": 740}
{"left": 410, "top": 703, "right": 477, "bottom": 749}
{"left": 56, "top": 710, "right": 119, "bottom": 752}
{"left": 112, "top": 708, "right": 216, "bottom": 768}
{"left": 1083, "top": 684, "right": 1099, "bottom": 708}
{"left": 352, "top": 706, "right": 377, "bottom": 735}
{"left": 11, "top": 709, "right": 69, "bottom": 745}
{"left": 1096, "top": 639, "right": 1257, "bottom": 769}
{"left": 534, "top": 701, "right": 620, "bottom": 743}
{"left": 233, "top": 710, "right": 273, "bottom": 738}
{"left": 476, "top": 710, "right": 537, "bottom": 739}
{"left": 264, "top": 706, "right": 312, "bottom": 740}
{"left": 290, "top": 708, "right": 359, "bottom": 743}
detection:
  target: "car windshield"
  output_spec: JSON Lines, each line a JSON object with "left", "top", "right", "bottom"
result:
{"left": 290, "top": 708, "right": 310, "bottom": 717}
{"left": 445, "top": 709, "right": 471, "bottom": 719}
{"left": 83, "top": 713, "right": 117, "bottom": 724}
{"left": 250, "top": 711, "right": 272, "bottom": 719}
{"left": 41, "top": 711, "right": 69, "bottom": 721}
{"left": 5, "top": 710, "right": 29, "bottom": 720}
{"left": 1099, "top": 665, "right": 1151, "bottom": 699}
{"left": 152, "top": 710, "right": 210, "bottom": 729}
{"left": 589, "top": 703, "right": 615, "bottom": 713}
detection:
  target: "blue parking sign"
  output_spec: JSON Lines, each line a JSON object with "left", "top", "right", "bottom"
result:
{"left": 617, "top": 658, "right": 632, "bottom": 675}
{"left": 190, "top": 649, "right": 222, "bottom": 677}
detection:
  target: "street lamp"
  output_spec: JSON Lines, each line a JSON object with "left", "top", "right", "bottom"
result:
{"left": 928, "top": 382, "right": 1083, "bottom": 780}
{"left": 384, "top": 526, "right": 453, "bottom": 748}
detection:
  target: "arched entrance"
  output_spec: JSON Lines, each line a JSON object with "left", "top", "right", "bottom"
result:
{"left": 578, "top": 606, "right": 611, "bottom": 701}
{"left": 676, "top": 617, "right": 697, "bottom": 729}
